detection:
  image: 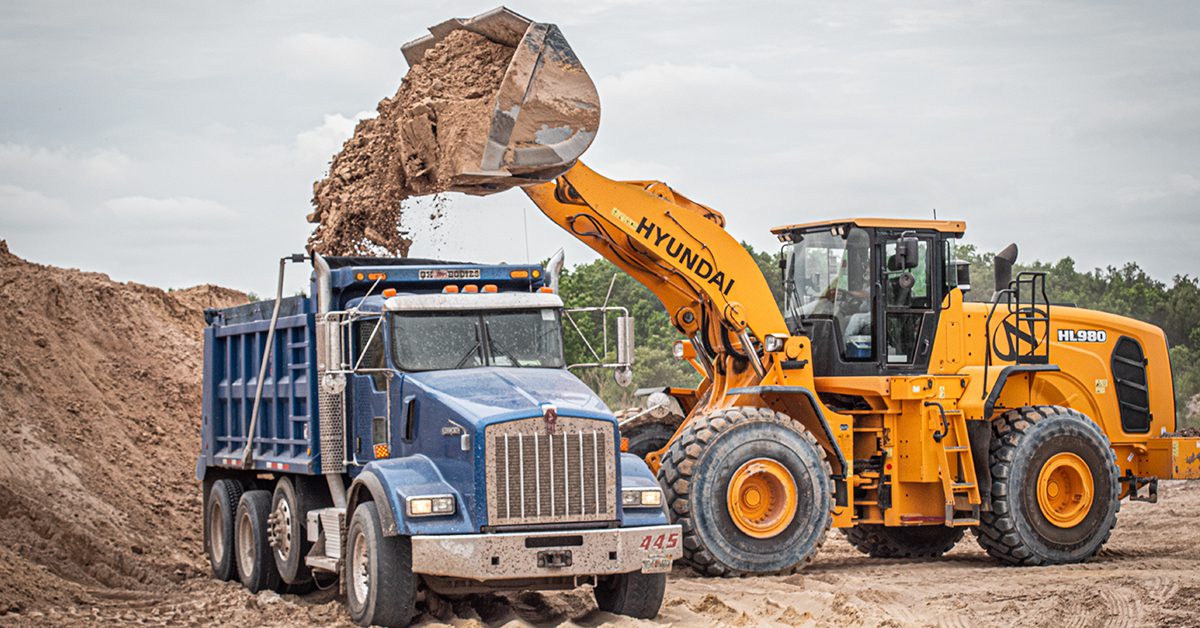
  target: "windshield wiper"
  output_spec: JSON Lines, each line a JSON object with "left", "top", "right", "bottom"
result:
{"left": 484, "top": 321, "right": 523, "bottom": 367}
{"left": 453, "top": 323, "right": 482, "bottom": 369}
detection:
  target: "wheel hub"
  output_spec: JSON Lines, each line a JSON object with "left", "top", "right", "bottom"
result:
{"left": 726, "top": 458, "right": 798, "bottom": 539}
{"left": 237, "top": 510, "right": 255, "bottom": 577}
{"left": 268, "top": 499, "right": 292, "bottom": 560}
{"left": 350, "top": 530, "right": 370, "bottom": 603}
{"left": 1036, "top": 452, "right": 1094, "bottom": 528}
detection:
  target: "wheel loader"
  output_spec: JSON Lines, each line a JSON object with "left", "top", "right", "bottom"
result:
{"left": 400, "top": 7, "right": 1200, "bottom": 576}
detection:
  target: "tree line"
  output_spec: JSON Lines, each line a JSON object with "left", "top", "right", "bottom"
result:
{"left": 557, "top": 243, "right": 1200, "bottom": 428}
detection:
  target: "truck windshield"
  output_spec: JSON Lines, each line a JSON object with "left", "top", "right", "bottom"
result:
{"left": 390, "top": 309, "right": 565, "bottom": 371}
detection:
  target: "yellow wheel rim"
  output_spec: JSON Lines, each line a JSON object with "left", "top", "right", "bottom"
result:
{"left": 1036, "top": 452, "right": 1094, "bottom": 528}
{"left": 727, "top": 458, "right": 797, "bottom": 539}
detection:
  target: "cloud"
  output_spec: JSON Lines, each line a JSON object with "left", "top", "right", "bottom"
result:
{"left": 0, "top": 184, "right": 74, "bottom": 230}
{"left": 295, "top": 111, "right": 376, "bottom": 166}
{"left": 0, "top": 143, "right": 132, "bottom": 186}
{"left": 273, "top": 33, "right": 390, "bottom": 81}
{"left": 1119, "top": 174, "right": 1200, "bottom": 204}
{"left": 100, "top": 196, "right": 238, "bottom": 228}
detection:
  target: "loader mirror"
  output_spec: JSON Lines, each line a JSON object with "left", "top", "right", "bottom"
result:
{"left": 994, "top": 243, "right": 1018, "bottom": 292}
{"left": 896, "top": 235, "right": 920, "bottom": 270}
{"left": 955, "top": 260, "right": 972, "bottom": 293}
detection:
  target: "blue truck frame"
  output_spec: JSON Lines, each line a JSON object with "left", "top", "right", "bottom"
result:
{"left": 197, "top": 255, "right": 680, "bottom": 626}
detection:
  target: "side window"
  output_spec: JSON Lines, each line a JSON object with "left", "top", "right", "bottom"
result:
{"left": 355, "top": 319, "right": 388, "bottom": 389}
{"left": 883, "top": 238, "right": 932, "bottom": 364}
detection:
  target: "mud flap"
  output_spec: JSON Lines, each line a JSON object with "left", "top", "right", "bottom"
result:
{"left": 966, "top": 420, "right": 993, "bottom": 509}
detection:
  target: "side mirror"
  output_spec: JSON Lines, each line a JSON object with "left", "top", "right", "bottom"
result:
{"left": 616, "top": 315, "right": 635, "bottom": 366}
{"left": 955, "top": 260, "right": 972, "bottom": 293}
{"left": 898, "top": 236, "right": 920, "bottom": 270}
{"left": 994, "top": 243, "right": 1018, "bottom": 292}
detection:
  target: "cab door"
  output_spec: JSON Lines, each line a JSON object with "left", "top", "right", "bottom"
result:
{"left": 879, "top": 232, "right": 942, "bottom": 373}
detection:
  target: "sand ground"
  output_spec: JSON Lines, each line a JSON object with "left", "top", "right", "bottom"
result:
{"left": 4, "top": 480, "right": 1196, "bottom": 628}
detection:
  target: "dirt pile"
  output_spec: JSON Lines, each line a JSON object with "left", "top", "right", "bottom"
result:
{"left": 0, "top": 241, "right": 246, "bottom": 614}
{"left": 307, "top": 29, "right": 514, "bottom": 256}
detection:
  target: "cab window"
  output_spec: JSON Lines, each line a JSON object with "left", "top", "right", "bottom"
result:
{"left": 883, "top": 238, "right": 931, "bottom": 364}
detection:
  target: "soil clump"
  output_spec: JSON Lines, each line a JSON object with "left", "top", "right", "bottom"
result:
{"left": 307, "top": 29, "right": 513, "bottom": 256}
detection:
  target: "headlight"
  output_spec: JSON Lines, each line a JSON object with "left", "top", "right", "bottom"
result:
{"left": 672, "top": 340, "right": 686, "bottom": 360}
{"left": 622, "top": 488, "right": 663, "bottom": 508}
{"left": 406, "top": 494, "right": 456, "bottom": 517}
{"left": 763, "top": 333, "right": 788, "bottom": 353}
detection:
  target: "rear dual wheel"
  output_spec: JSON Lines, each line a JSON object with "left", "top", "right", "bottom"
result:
{"left": 658, "top": 406, "right": 832, "bottom": 576}
{"left": 974, "top": 405, "right": 1119, "bottom": 565}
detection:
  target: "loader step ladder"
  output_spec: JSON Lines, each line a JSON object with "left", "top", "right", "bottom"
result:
{"left": 926, "top": 402, "right": 982, "bottom": 527}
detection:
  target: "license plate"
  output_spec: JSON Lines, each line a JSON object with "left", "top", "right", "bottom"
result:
{"left": 641, "top": 556, "right": 673, "bottom": 574}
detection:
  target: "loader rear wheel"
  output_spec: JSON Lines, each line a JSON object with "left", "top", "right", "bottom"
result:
{"left": 236, "top": 490, "right": 283, "bottom": 593}
{"left": 658, "top": 406, "right": 832, "bottom": 576}
{"left": 973, "top": 405, "right": 1119, "bottom": 565}
{"left": 205, "top": 479, "right": 243, "bottom": 581}
{"left": 621, "top": 417, "right": 678, "bottom": 459}
{"left": 842, "top": 525, "right": 964, "bottom": 558}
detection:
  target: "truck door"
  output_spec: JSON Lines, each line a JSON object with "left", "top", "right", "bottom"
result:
{"left": 349, "top": 318, "right": 394, "bottom": 464}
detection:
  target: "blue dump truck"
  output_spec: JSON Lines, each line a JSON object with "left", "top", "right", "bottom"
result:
{"left": 198, "top": 254, "right": 681, "bottom": 626}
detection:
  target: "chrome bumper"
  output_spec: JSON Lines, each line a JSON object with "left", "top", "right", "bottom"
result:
{"left": 410, "top": 524, "right": 682, "bottom": 580}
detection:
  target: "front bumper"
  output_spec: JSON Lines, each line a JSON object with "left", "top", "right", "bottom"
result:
{"left": 410, "top": 524, "right": 682, "bottom": 580}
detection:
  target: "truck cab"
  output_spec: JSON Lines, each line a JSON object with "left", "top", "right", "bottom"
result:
{"left": 198, "top": 255, "right": 680, "bottom": 626}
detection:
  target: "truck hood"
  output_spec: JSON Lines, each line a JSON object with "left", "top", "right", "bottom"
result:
{"left": 403, "top": 367, "right": 611, "bottom": 427}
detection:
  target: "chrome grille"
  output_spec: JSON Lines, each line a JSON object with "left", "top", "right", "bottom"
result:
{"left": 485, "top": 417, "right": 615, "bottom": 526}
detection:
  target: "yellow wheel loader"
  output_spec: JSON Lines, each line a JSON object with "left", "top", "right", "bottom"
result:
{"left": 403, "top": 7, "right": 1200, "bottom": 576}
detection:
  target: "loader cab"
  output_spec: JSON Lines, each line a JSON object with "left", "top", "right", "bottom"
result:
{"left": 774, "top": 218, "right": 966, "bottom": 377}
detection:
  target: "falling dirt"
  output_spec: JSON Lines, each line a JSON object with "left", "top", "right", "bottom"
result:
{"left": 2, "top": 244, "right": 1199, "bottom": 627}
{"left": 307, "top": 29, "right": 514, "bottom": 257}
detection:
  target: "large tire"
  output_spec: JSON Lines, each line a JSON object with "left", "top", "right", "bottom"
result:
{"left": 236, "top": 490, "right": 284, "bottom": 593}
{"left": 842, "top": 524, "right": 964, "bottom": 558}
{"left": 621, "top": 417, "right": 678, "bottom": 459}
{"left": 270, "top": 476, "right": 320, "bottom": 591}
{"left": 658, "top": 406, "right": 832, "bottom": 576}
{"left": 205, "top": 478, "right": 243, "bottom": 581}
{"left": 345, "top": 501, "right": 417, "bottom": 627}
{"left": 973, "top": 405, "right": 1119, "bottom": 566}
{"left": 593, "top": 570, "right": 666, "bottom": 619}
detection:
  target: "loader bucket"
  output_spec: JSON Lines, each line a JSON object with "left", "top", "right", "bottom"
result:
{"left": 401, "top": 7, "right": 600, "bottom": 195}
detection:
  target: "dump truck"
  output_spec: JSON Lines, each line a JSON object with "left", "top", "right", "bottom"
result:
{"left": 197, "top": 254, "right": 681, "bottom": 626}
{"left": 398, "top": 7, "right": 1200, "bottom": 577}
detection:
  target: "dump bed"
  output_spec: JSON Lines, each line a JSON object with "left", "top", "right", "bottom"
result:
{"left": 197, "top": 258, "right": 550, "bottom": 477}
{"left": 199, "top": 295, "right": 320, "bottom": 474}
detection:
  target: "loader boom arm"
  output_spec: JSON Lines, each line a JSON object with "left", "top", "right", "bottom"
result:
{"left": 524, "top": 161, "right": 787, "bottom": 373}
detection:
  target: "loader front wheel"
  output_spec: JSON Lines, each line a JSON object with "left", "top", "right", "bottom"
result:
{"left": 658, "top": 406, "right": 832, "bottom": 576}
{"left": 842, "top": 524, "right": 964, "bottom": 558}
{"left": 973, "top": 405, "right": 1119, "bottom": 565}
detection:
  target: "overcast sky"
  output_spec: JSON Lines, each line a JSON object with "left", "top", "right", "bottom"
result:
{"left": 1, "top": 1, "right": 1198, "bottom": 295}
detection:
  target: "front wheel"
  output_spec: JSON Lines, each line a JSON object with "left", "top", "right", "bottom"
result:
{"left": 658, "top": 406, "right": 832, "bottom": 576}
{"left": 345, "top": 501, "right": 417, "bottom": 627}
{"left": 973, "top": 405, "right": 1119, "bottom": 565}
{"left": 593, "top": 570, "right": 666, "bottom": 619}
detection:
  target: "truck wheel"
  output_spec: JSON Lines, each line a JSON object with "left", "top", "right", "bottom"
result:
{"left": 593, "top": 570, "right": 666, "bottom": 619}
{"left": 271, "top": 477, "right": 316, "bottom": 592}
{"left": 621, "top": 418, "right": 677, "bottom": 459}
{"left": 236, "top": 490, "right": 283, "bottom": 593}
{"left": 974, "top": 405, "right": 1120, "bottom": 565}
{"left": 205, "top": 478, "right": 243, "bottom": 581}
{"left": 345, "top": 501, "right": 417, "bottom": 627}
{"left": 658, "top": 406, "right": 832, "bottom": 576}
{"left": 842, "top": 524, "right": 964, "bottom": 558}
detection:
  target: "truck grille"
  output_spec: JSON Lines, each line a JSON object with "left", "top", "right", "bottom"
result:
{"left": 485, "top": 416, "right": 616, "bottom": 527}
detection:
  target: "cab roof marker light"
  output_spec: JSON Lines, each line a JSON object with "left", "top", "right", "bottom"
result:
{"left": 462, "top": 285, "right": 480, "bottom": 293}
{"left": 482, "top": 284, "right": 498, "bottom": 293}
{"left": 510, "top": 270, "right": 530, "bottom": 279}
{"left": 443, "top": 285, "right": 460, "bottom": 293}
